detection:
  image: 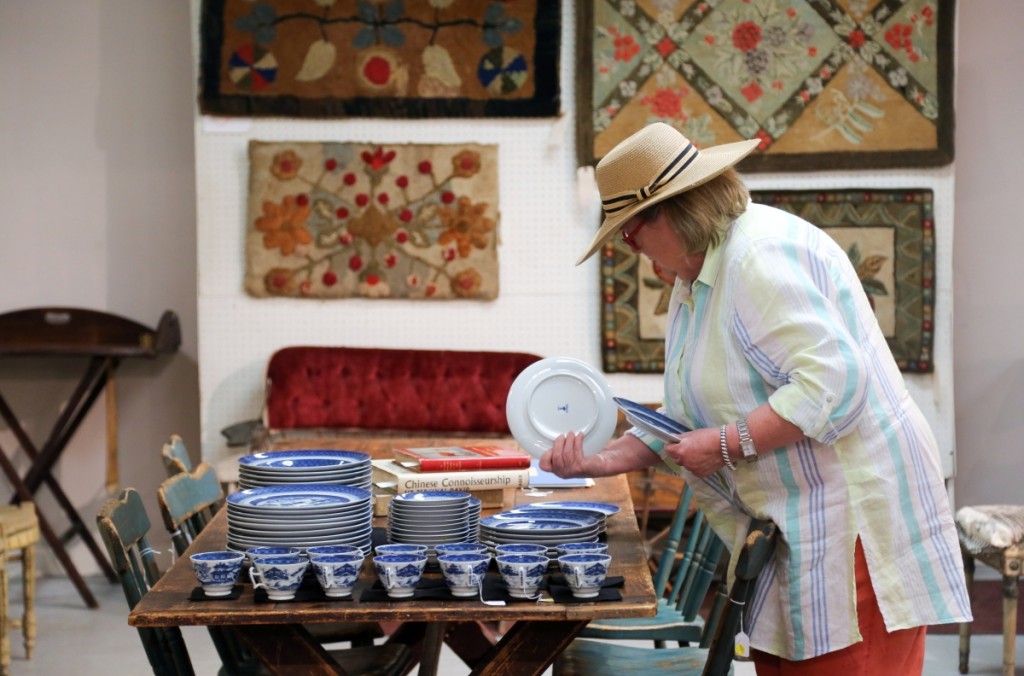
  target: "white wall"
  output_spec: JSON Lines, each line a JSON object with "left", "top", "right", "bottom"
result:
{"left": 0, "top": 2, "right": 1021, "bottom": 580}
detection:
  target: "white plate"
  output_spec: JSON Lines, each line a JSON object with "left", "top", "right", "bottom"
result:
{"left": 506, "top": 357, "right": 616, "bottom": 458}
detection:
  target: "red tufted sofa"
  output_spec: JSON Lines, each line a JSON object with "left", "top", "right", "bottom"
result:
{"left": 259, "top": 346, "right": 542, "bottom": 441}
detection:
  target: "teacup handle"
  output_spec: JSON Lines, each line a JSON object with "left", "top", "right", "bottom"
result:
{"left": 248, "top": 567, "right": 266, "bottom": 591}
{"left": 380, "top": 567, "right": 395, "bottom": 590}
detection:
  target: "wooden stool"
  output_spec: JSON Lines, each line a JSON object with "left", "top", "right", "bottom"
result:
{"left": 0, "top": 502, "right": 39, "bottom": 674}
{"left": 956, "top": 504, "right": 1024, "bottom": 676}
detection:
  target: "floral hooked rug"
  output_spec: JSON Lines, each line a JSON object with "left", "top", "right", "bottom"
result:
{"left": 245, "top": 141, "right": 499, "bottom": 300}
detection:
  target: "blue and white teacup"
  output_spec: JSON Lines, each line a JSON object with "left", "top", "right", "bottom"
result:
{"left": 496, "top": 553, "right": 548, "bottom": 599}
{"left": 373, "top": 553, "right": 427, "bottom": 599}
{"left": 306, "top": 544, "right": 365, "bottom": 558}
{"left": 248, "top": 555, "right": 308, "bottom": 601}
{"left": 245, "top": 546, "right": 302, "bottom": 563}
{"left": 310, "top": 552, "right": 364, "bottom": 598}
{"left": 554, "top": 542, "right": 608, "bottom": 558}
{"left": 190, "top": 551, "right": 245, "bottom": 597}
{"left": 494, "top": 543, "right": 548, "bottom": 557}
{"left": 437, "top": 553, "right": 491, "bottom": 597}
{"left": 435, "top": 542, "right": 489, "bottom": 557}
{"left": 557, "top": 552, "right": 611, "bottom": 599}
{"left": 375, "top": 543, "right": 428, "bottom": 556}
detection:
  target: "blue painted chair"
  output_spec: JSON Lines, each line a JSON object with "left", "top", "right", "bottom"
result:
{"left": 555, "top": 517, "right": 778, "bottom": 676}
{"left": 160, "top": 435, "right": 192, "bottom": 477}
{"left": 575, "top": 483, "right": 726, "bottom": 647}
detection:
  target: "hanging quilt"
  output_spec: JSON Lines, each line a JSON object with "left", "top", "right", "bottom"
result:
{"left": 601, "top": 188, "right": 935, "bottom": 373}
{"left": 245, "top": 141, "right": 500, "bottom": 300}
{"left": 199, "top": 0, "right": 560, "bottom": 117}
{"left": 577, "top": 0, "right": 954, "bottom": 171}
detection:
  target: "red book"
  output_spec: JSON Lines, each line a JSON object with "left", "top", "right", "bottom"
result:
{"left": 391, "top": 444, "right": 532, "bottom": 472}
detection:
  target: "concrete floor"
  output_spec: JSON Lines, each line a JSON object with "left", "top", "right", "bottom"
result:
{"left": 4, "top": 575, "right": 1021, "bottom": 675}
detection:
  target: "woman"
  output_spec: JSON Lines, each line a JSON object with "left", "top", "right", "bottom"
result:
{"left": 541, "top": 123, "right": 970, "bottom": 674}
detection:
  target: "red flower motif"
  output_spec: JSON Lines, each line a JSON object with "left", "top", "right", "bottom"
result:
{"left": 640, "top": 87, "right": 687, "bottom": 120}
{"left": 343, "top": 172, "right": 357, "bottom": 186}
{"left": 399, "top": 209, "right": 413, "bottom": 222}
{"left": 384, "top": 253, "right": 397, "bottom": 268}
{"left": 608, "top": 27, "right": 640, "bottom": 62}
{"left": 395, "top": 230, "right": 409, "bottom": 243}
{"left": 441, "top": 191, "right": 455, "bottom": 204}
{"left": 335, "top": 207, "right": 349, "bottom": 219}
{"left": 418, "top": 160, "right": 433, "bottom": 174}
{"left": 348, "top": 255, "right": 363, "bottom": 272}
{"left": 849, "top": 29, "right": 866, "bottom": 48}
{"left": 705, "top": 35, "right": 715, "bottom": 45}
{"left": 355, "top": 194, "right": 369, "bottom": 207}
{"left": 378, "top": 193, "right": 389, "bottom": 205}
{"left": 396, "top": 175, "right": 409, "bottom": 188}
{"left": 655, "top": 36, "right": 675, "bottom": 58}
{"left": 755, "top": 130, "right": 772, "bottom": 150}
{"left": 324, "top": 158, "right": 337, "bottom": 171}
{"left": 322, "top": 271, "right": 338, "bottom": 286}
{"left": 740, "top": 81, "right": 763, "bottom": 103}
{"left": 732, "top": 21, "right": 762, "bottom": 52}
{"left": 360, "top": 147, "right": 396, "bottom": 171}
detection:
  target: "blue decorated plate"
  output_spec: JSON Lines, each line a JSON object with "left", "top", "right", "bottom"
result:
{"left": 238, "top": 449, "right": 370, "bottom": 469}
{"left": 515, "top": 501, "right": 621, "bottom": 516}
{"left": 613, "top": 397, "right": 689, "bottom": 443}
{"left": 392, "top": 491, "right": 471, "bottom": 506}
{"left": 227, "top": 484, "right": 371, "bottom": 510}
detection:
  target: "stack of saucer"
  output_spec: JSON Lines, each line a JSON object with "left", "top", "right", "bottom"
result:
{"left": 479, "top": 509, "right": 601, "bottom": 559}
{"left": 387, "top": 491, "right": 476, "bottom": 560}
{"left": 236, "top": 450, "right": 372, "bottom": 490}
{"left": 225, "top": 483, "right": 374, "bottom": 555}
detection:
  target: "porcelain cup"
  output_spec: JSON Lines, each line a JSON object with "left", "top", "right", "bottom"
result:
{"left": 372, "top": 553, "right": 427, "bottom": 599}
{"left": 554, "top": 541, "right": 608, "bottom": 558}
{"left": 248, "top": 555, "right": 308, "bottom": 601}
{"left": 437, "top": 553, "right": 491, "bottom": 597}
{"left": 245, "top": 546, "right": 302, "bottom": 563}
{"left": 375, "top": 543, "right": 428, "bottom": 556}
{"left": 495, "top": 553, "right": 548, "bottom": 599}
{"left": 493, "top": 543, "right": 548, "bottom": 557}
{"left": 557, "top": 553, "right": 611, "bottom": 599}
{"left": 306, "top": 544, "right": 364, "bottom": 558}
{"left": 435, "top": 542, "right": 489, "bottom": 557}
{"left": 190, "top": 551, "right": 245, "bottom": 597}
{"left": 310, "top": 552, "right": 364, "bottom": 598}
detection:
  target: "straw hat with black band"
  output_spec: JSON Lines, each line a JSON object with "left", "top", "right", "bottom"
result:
{"left": 576, "top": 123, "right": 760, "bottom": 265}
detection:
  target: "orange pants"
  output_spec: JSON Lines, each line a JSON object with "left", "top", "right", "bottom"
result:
{"left": 752, "top": 539, "right": 926, "bottom": 675}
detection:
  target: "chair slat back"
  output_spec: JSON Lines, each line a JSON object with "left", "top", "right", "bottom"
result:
{"left": 161, "top": 435, "right": 192, "bottom": 477}
{"left": 673, "top": 513, "right": 726, "bottom": 621}
{"left": 702, "top": 518, "right": 778, "bottom": 676}
{"left": 157, "top": 463, "right": 223, "bottom": 556}
{"left": 96, "top": 488, "right": 195, "bottom": 676}
{"left": 650, "top": 483, "right": 694, "bottom": 595}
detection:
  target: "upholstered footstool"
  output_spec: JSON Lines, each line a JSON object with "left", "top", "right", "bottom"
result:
{"left": 955, "top": 504, "right": 1024, "bottom": 676}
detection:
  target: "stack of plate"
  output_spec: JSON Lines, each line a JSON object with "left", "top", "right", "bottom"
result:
{"left": 387, "top": 491, "right": 476, "bottom": 557}
{"left": 236, "top": 450, "right": 372, "bottom": 490}
{"left": 479, "top": 509, "right": 602, "bottom": 557}
{"left": 613, "top": 397, "right": 689, "bottom": 443}
{"left": 466, "top": 497, "right": 482, "bottom": 542}
{"left": 225, "top": 484, "right": 374, "bottom": 554}
{"left": 514, "top": 500, "right": 620, "bottom": 523}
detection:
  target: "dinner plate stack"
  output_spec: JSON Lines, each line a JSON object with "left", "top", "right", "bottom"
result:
{"left": 236, "top": 450, "right": 372, "bottom": 490}
{"left": 387, "top": 491, "right": 476, "bottom": 558}
{"left": 467, "top": 497, "right": 482, "bottom": 543}
{"left": 479, "top": 509, "right": 602, "bottom": 559}
{"left": 225, "top": 484, "right": 374, "bottom": 554}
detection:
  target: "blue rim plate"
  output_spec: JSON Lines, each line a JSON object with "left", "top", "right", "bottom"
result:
{"left": 491, "top": 510, "right": 602, "bottom": 527}
{"left": 613, "top": 397, "right": 689, "bottom": 442}
{"left": 479, "top": 515, "right": 596, "bottom": 532}
{"left": 238, "top": 449, "right": 370, "bottom": 469}
{"left": 393, "top": 491, "right": 471, "bottom": 505}
{"left": 227, "top": 484, "right": 371, "bottom": 509}
{"left": 515, "top": 501, "right": 621, "bottom": 516}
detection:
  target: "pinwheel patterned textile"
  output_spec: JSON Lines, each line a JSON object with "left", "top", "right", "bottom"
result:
{"left": 600, "top": 188, "right": 935, "bottom": 373}
{"left": 245, "top": 141, "right": 499, "bottom": 300}
{"left": 199, "top": 0, "right": 560, "bottom": 117}
{"left": 577, "top": 0, "right": 954, "bottom": 171}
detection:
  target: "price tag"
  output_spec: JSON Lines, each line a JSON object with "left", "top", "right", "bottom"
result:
{"left": 734, "top": 631, "right": 752, "bottom": 661}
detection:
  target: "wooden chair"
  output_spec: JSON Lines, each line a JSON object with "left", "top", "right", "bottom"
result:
{"left": 574, "top": 483, "right": 726, "bottom": 648}
{"left": 0, "top": 502, "right": 39, "bottom": 675}
{"left": 155, "top": 465, "right": 388, "bottom": 655}
{"left": 955, "top": 504, "right": 1024, "bottom": 676}
{"left": 161, "top": 435, "right": 192, "bottom": 477}
{"left": 555, "top": 517, "right": 778, "bottom": 676}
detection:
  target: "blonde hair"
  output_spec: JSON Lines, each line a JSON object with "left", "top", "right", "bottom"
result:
{"left": 643, "top": 168, "right": 749, "bottom": 253}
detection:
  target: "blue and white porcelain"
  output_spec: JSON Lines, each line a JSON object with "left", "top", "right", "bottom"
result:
{"left": 557, "top": 552, "right": 611, "bottom": 599}
{"left": 494, "top": 543, "right": 548, "bottom": 556}
{"left": 245, "top": 546, "right": 302, "bottom": 562}
{"left": 248, "top": 555, "right": 308, "bottom": 601}
{"left": 515, "top": 501, "right": 621, "bottom": 517}
{"left": 239, "top": 449, "right": 370, "bottom": 468}
{"left": 375, "top": 543, "right": 428, "bottom": 556}
{"left": 392, "top": 491, "right": 471, "bottom": 505}
{"left": 496, "top": 553, "right": 549, "bottom": 599}
{"left": 227, "top": 484, "right": 371, "bottom": 509}
{"left": 306, "top": 544, "right": 364, "bottom": 557}
{"left": 554, "top": 542, "right": 608, "bottom": 557}
{"left": 437, "top": 553, "right": 491, "bottom": 597}
{"left": 373, "top": 553, "right": 427, "bottom": 599}
{"left": 190, "top": 551, "right": 245, "bottom": 597}
{"left": 435, "top": 542, "right": 489, "bottom": 557}
{"left": 310, "top": 553, "right": 364, "bottom": 598}
{"left": 613, "top": 397, "right": 690, "bottom": 443}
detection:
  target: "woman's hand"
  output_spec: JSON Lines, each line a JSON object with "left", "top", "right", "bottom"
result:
{"left": 663, "top": 427, "right": 726, "bottom": 478}
{"left": 539, "top": 432, "right": 595, "bottom": 478}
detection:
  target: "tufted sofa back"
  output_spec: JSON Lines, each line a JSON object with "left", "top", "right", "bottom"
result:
{"left": 264, "top": 346, "right": 543, "bottom": 435}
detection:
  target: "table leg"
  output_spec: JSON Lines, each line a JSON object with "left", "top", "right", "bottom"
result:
{"left": 418, "top": 621, "right": 447, "bottom": 676}
{"left": 467, "top": 620, "right": 588, "bottom": 676}
{"left": 235, "top": 624, "right": 348, "bottom": 676}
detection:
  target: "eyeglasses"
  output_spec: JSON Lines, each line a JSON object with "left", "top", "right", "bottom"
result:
{"left": 620, "top": 218, "right": 646, "bottom": 253}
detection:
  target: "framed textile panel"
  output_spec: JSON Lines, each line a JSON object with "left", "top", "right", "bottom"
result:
{"left": 601, "top": 188, "right": 935, "bottom": 373}
{"left": 245, "top": 141, "right": 500, "bottom": 300}
{"left": 199, "top": 0, "right": 560, "bottom": 118}
{"left": 577, "top": 0, "right": 954, "bottom": 171}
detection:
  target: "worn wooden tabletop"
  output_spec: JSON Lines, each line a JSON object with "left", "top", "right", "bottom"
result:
{"left": 130, "top": 437, "right": 658, "bottom": 675}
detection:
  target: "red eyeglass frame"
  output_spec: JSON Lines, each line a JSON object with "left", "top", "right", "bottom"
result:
{"left": 620, "top": 217, "right": 647, "bottom": 253}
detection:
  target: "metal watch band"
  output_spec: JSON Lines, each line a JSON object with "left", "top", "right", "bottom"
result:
{"left": 736, "top": 417, "right": 758, "bottom": 462}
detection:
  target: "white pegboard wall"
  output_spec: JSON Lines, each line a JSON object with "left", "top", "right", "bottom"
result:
{"left": 192, "top": 0, "right": 954, "bottom": 477}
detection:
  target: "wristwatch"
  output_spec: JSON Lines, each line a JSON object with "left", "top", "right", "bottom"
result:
{"left": 736, "top": 418, "right": 758, "bottom": 463}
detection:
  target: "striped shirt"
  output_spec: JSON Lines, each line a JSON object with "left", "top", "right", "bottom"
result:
{"left": 630, "top": 203, "right": 971, "bottom": 660}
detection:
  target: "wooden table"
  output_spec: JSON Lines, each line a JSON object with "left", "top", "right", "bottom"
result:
{"left": 129, "top": 450, "right": 657, "bottom": 676}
